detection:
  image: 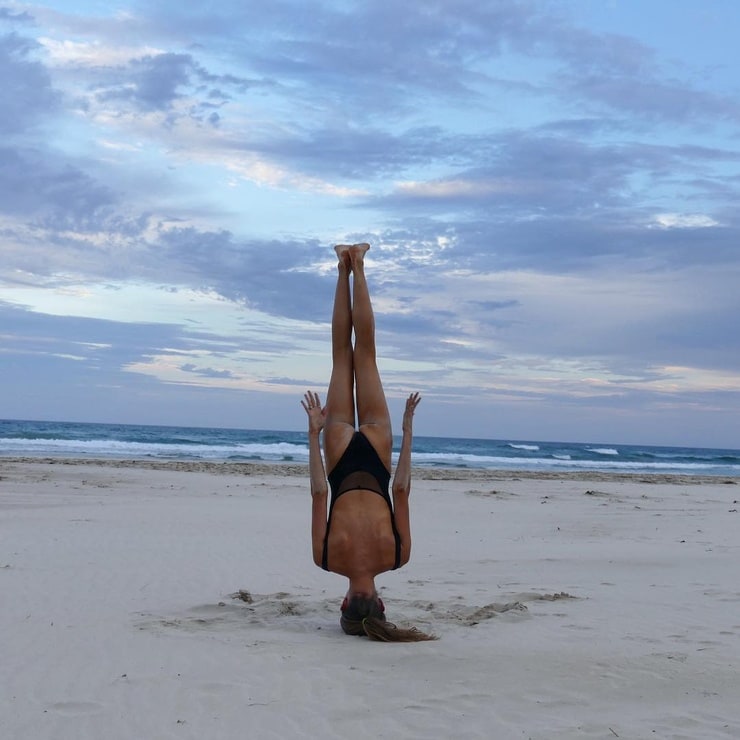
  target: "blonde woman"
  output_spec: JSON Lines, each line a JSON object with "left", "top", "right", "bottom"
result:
{"left": 302, "top": 243, "right": 434, "bottom": 641}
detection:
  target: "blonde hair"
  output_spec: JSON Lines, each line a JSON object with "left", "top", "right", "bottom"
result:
{"left": 340, "top": 595, "right": 437, "bottom": 642}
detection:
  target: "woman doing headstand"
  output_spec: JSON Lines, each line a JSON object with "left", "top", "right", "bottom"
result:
{"left": 301, "top": 243, "right": 435, "bottom": 641}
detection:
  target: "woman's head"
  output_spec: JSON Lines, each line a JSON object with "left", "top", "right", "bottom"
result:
{"left": 340, "top": 593, "right": 386, "bottom": 635}
{"left": 340, "top": 593, "right": 437, "bottom": 642}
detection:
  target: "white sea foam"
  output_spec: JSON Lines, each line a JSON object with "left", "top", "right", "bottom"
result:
{"left": 0, "top": 437, "right": 307, "bottom": 460}
{"left": 508, "top": 444, "right": 540, "bottom": 451}
{"left": 409, "top": 451, "right": 728, "bottom": 473}
{"left": 587, "top": 447, "right": 619, "bottom": 456}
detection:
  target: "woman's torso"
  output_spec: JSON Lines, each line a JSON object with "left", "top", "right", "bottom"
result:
{"left": 323, "top": 490, "right": 400, "bottom": 576}
{"left": 323, "top": 430, "right": 400, "bottom": 575}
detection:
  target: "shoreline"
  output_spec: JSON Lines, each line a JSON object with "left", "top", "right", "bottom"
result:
{"left": 1, "top": 455, "right": 738, "bottom": 485}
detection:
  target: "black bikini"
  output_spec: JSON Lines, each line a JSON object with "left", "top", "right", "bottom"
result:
{"left": 322, "top": 431, "right": 401, "bottom": 572}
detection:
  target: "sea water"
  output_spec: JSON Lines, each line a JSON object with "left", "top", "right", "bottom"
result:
{"left": 1, "top": 419, "right": 739, "bottom": 476}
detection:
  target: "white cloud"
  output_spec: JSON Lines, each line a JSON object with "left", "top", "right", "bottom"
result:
{"left": 394, "top": 177, "right": 532, "bottom": 198}
{"left": 225, "top": 156, "right": 367, "bottom": 196}
{"left": 38, "top": 37, "right": 162, "bottom": 67}
{"left": 650, "top": 213, "right": 720, "bottom": 229}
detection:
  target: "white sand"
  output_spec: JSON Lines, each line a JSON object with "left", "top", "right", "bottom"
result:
{"left": 1, "top": 459, "right": 739, "bottom": 739}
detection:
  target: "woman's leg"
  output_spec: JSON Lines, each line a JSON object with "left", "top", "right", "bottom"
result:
{"left": 349, "top": 244, "right": 392, "bottom": 470}
{"left": 324, "top": 246, "right": 356, "bottom": 472}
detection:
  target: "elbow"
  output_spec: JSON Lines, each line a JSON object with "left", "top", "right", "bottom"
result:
{"left": 392, "top": 481, "right": 410, "bottom": 499}
{"left": 311, "top": 542, "right": 324, "bottom": 568}
{"left": 399, "top": 541, "right": 411, "bottom": 568}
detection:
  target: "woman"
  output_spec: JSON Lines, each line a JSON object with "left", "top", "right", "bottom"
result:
{"left": 301, "top": 243, "right": 435, "bottom": 641}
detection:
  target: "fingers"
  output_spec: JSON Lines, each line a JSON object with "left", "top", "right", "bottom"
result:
{"left": 406, "top": 392, "right": 421, "bottom": 411}
{"left": 301, "top": 391, "right": 322, "bottom": 412}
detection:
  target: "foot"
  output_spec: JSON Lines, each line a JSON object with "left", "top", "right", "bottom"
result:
{"left": 349, "top": 243, "right": 370, "bottom": 269}
{"left": 334, "top": 244, "right": 351, "bottom": 270}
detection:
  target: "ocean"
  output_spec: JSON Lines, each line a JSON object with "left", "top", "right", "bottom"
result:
{"left": 1, "top": 419, "right": 739, "bottom": 476}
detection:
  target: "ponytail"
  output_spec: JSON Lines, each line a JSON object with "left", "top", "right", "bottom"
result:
{"left": 340, "top": 594, "right": 437, "bottom": 642}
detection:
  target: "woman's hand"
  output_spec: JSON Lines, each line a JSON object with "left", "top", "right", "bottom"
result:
{"left": 402, "top": 392, "right": 421, "bottom": 433}
{"left": 301, "top": 391, "right": 326, "bottom": 435}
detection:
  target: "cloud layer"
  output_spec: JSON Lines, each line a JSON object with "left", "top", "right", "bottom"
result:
{"left": 2, "top": 0, "right": 739, "bottom": 446}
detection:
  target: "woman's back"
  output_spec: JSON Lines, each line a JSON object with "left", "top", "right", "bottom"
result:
{"left": 323, "top": 489, "right": 400, "bottom": 576}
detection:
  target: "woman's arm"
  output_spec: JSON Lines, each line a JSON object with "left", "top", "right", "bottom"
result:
{"left": 392, "top": 392, "right": 421, "bottom": 567}
{"left": 301, "top": 391, "right": 328, "bottom": 566}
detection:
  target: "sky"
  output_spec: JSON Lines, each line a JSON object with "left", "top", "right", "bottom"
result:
{"left": 2, "top": 0, "right": 740, "bottom": 448}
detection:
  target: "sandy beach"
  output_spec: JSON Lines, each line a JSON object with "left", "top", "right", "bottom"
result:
{"left": 1, "top": 459, "right": 739, "bottom": 739}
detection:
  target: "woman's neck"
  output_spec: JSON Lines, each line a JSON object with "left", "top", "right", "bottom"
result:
{"left": 347, "top": 575, "right": 376, "bottom": 598}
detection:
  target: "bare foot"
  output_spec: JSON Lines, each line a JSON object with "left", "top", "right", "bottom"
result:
{"left": 348, "top": 242, "right": 370, "bottom": 269}
{"left": 334, "top": 244, "right": 351, "bottom": 270}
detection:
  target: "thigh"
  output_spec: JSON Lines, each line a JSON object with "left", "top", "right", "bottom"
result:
{"left": 324, "top": 346, "right": 357, "bottom": 472}
{"left": 354, "top": 349, "right": 392, "bottom": 468}
{"left": 323, "top": 421, "right": 355, "bottom": 474}
{"left": 325, "top": 346, "right": 355, "bottom": 427}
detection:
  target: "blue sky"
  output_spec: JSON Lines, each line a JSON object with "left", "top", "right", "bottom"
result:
{"left": 2, "top": 0, "right": 740, "bottom": 447}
